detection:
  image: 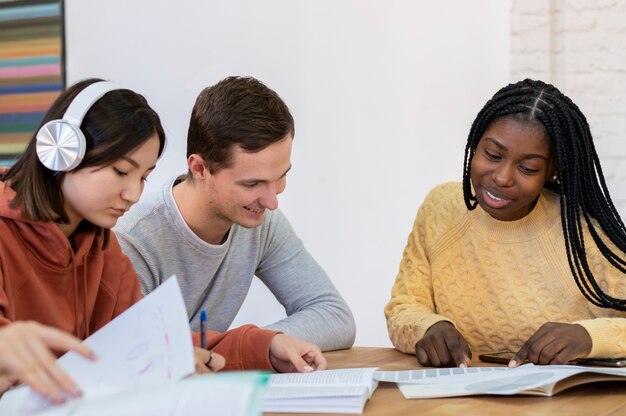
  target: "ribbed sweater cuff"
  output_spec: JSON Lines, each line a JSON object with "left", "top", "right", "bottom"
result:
{"left": 421, "top": 315, "right": 456, "bottom": 335}
{"left": 575, "top": 318, "right": 623, "bottom": 358}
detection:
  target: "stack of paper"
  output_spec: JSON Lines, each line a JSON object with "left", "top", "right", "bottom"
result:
{"left": 262, "top": 368, "right": 379, "bottom": 414}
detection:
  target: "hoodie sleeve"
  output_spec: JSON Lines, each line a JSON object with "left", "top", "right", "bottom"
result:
{"left": 0, "top": 270, "right": 11, "bottom": 327}
{"left": 191, "top": 325, "right": 278, "bottom": 370}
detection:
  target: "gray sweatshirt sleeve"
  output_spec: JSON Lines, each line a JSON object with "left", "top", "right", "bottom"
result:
{"left": 115, "top": 228, "right": 161, "bottom": 296}
{"left": 256, "top": 210, "right": 356, "bottom": 351}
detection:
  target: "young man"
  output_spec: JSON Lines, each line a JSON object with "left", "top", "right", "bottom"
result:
{"left": 115, "top": 76, "right": 355, "bottom": 351}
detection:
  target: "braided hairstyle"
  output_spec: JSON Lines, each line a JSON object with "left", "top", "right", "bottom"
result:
{"left": 462, "top": 79, "right": 626, "bottom": 311}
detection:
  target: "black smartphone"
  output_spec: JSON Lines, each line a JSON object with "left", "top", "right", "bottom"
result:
{"left": 479, "top": 352, "right": 626, "bottom": 367}
{"left": 478, "top": 351, "right": 515, "bottom": 365}
{"left": 574, "top": 357, "right": 626, "bottom": 367}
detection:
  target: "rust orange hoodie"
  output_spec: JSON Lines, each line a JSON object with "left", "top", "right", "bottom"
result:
{"left": 0, "top": 178, "right": 276, "bottom": 370}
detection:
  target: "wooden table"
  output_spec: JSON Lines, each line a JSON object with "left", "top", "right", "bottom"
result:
{"left": 266, "top": 347, "right": 626, "bottom": 416}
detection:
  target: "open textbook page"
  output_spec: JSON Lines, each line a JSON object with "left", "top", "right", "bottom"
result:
{"left": 262, "top": 368, "right": 379, "bottom": 414}
{"left": 374, "top": 364, "right": 626, "bottom": 398}
{"left": 0, "top": 277, "right": 269, "bottom": 416}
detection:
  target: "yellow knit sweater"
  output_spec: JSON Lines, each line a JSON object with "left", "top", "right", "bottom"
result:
{"left": 385, "top": 182, "right": 626, "bottom": 358}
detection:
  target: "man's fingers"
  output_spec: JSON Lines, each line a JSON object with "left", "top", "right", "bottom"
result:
{"left": 269, "top": 335, "right": 326, "bottom": 373}
{"left": 289, "top": 343, "right": 327, "bottom": 372}
{"left": 289, "top": 351, "right": 314, "bottom": 373}
{"left": 303, "top": 350, "right": 327, "bottom": 371}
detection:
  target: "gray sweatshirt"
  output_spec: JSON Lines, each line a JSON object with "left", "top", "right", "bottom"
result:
{"left": 114, "top": 177, "right": 356, "bottom": 351}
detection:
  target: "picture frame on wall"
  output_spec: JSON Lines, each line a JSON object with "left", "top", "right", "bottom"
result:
{"left": 0, "top": 0, "right": 65, "bottom": 167}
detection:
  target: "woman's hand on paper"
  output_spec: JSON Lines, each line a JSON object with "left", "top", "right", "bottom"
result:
{"left": 269, "top": 334, "right": 327, "bottom": 373}
{"left": 415, "top": 321, "right": 472, "bottom": 368}
{"left": 0, "top": 321, "right": 95, "bottom": 403}
{"left": 510, "top": 322, "right": 592, "bottom": 367}
{"left": 193, "top": 347, "right": 225, "bottom": 374}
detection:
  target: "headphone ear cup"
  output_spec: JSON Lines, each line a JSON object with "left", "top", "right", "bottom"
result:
{"left": 36, "top": 119, "right": 87, "bottom": 172}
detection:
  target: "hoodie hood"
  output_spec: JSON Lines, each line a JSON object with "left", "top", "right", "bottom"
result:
{"left": 0, "top": 172, "right": 142, "bottom": 341}
{"left": 0, "top": 177, "right": 96, "bottom": 269}
{"left": 0, "top": 176, "right": 99, "bottom": 338}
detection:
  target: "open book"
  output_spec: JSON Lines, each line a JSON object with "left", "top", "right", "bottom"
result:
{"left": 0, "top": 277, "right": 269, "bottom": 416}
{"left": 374, "top": 364, "right": 626, "bottom": 398}
{"left": 262, "top": 368, "right": 379, "bottom": 414}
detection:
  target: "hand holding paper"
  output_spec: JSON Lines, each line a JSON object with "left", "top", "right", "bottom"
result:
{"left": 0, "top": 321, "right": 95, "bottom": 403}
{"left": 414, "top": 321, "right": 472, "bottom": 368}
{"left": 0, "top": 276, "right": 194, "bottom": 414}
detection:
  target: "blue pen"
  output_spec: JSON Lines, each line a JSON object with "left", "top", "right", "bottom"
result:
{"left": 200, "top": 309, "right": 207, "bottom": 350}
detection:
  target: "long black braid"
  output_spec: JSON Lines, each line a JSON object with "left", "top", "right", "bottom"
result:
{"left": 462, "top": 79, "right": 626, "bottom": 311}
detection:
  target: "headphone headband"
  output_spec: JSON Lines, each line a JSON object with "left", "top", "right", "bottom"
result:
{"left": 36, "top": 81, "right": 124, "bottom": 172}
{"left": 63, "top": 81, "right": 121, "bottom": 125}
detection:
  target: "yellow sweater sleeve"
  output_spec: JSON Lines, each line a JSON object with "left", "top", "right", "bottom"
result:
{"left": 384, "top": 185, "right": 457, "bottom": 354}
{"left": 576, "top": 317, "right": 626, "bottom": 358}
{"left": 572, "top": 224, "right": 626, "bottom": 358}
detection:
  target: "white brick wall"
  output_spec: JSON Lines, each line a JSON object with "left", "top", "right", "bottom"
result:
{"left": 511, "top": 0, "right": 626, "bottom": 218}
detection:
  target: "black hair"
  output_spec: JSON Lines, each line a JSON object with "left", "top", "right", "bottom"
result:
{"left": 462, "top": 79, "right": 626, "bottom": 311}
{"left": 3, "top": 78, "right": 166, "bottom": 248}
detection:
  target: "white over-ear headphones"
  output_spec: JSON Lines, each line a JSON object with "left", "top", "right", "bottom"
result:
{"left": 36, "top": 81, "right": 122, "bottom": 172}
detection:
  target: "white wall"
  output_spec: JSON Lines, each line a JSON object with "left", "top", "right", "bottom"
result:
{"left": 66, "top": 0, "right": 510, "bottom": 347}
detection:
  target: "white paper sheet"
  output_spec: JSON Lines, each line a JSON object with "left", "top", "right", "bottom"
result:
{"left": 375, "top": 364, "right": 626, "bottom": 398}
{"left": 374, "top": 366, "right": 510, "bottom": 383}
{"left": 1, "top": 372, "right": 269, "bottom": 416}
{"left": 0, "top": 276, "right": 195, "bottom": 414}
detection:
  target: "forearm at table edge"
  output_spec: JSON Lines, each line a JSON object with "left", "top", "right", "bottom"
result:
{"left": 191, "top": 324, "right": 278, "bottom": 371}
{"left": 386, "top": 313, "right": 454, "bottom": 354}
{"left": 265, "top": 305, "right": 357, "bottom": 351}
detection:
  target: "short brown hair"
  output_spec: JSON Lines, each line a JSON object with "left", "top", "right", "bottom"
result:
{"left": 187, "top": 76, "right": 294, "bottom": 174}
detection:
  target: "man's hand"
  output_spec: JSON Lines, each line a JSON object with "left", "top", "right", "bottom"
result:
{"left": 0, "top": 321, "right": 95, "bottom": 403}
{"left": 193, "top": 348, "right": 225, "bottom": 374}
{"left": 415, "top": 321, "right": 471, "bottom": 367}
{"left": 269, "top": 334, "right": 327, "bottom": 373}
{"left": 511, "top": 322, "right": 592, "bottom": 367}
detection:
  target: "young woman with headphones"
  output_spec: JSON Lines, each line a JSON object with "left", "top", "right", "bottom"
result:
{"left": 0, "top": 79, "right": 169, "bottom": 402}
{"left": 0, "top": 79, "right": 326, "bottom": 404}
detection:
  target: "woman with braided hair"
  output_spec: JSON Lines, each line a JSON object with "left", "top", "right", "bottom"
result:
{"left": 385, "top": 79, "right": 626, "bottom": 368}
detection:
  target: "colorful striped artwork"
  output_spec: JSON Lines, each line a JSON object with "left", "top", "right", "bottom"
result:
{"left": 0, "top": 0, "right": 63, "bottom": 166}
